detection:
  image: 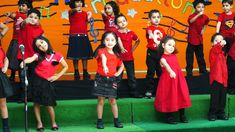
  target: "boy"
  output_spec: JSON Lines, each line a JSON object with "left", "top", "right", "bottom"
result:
{"left": 145, "top": 9, "right": 166, "bottom": 98}
{"left": 115, "top": 14, "right": 142, "bottom": 98}
{"left": 186, "top": 0, "right": 209, "bottom": 77}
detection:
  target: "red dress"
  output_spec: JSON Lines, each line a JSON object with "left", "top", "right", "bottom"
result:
{"left": 154, "top": 54, "right": 191, "bottom": 112}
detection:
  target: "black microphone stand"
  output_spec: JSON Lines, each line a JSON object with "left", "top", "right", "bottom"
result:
{"left": 21, "top": 51, "right": 29, "bottom": 132}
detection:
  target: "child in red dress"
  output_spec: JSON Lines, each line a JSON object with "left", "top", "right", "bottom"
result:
{"left": 154, "top": 36, "right": 191, "bottom": 124}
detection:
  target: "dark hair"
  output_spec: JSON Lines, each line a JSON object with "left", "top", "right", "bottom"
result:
{"left": 93, "top": 31, "right": 121, "bottom": 57}
{"left": 210, "top": 33, "right": 224, "bottom": 43}
{"left": 114, "top": 13, "right": 127, "bottom": 25}
{"left": 27, "top": 8, "right": 41, "bottom": 18}
{"left": 222, "top": 0, "right": 233, "bottom": 5}
{"left": 105, "top": 1, "right": 120, "bottom": 17}
{"left": 192, "top": 0, "right": 206, "bottom": 8}
{"left": 69, "top": 0, "right": 85, "bottom": 9}
{"left": 148, "top": 9, "right": 160, "bottom": 19}
{"left": 33, "top": 36, "right": 54, "bottom": 63}
{"left": 18, "top": 0, "right": 33, "bottom": 9}
{"left": 158, "top": 36, "right": 178, "bottom": 56}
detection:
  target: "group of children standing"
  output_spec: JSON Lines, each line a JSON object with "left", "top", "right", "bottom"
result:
{"left": 0, "top": 0, "right": 234, "bottom": 131}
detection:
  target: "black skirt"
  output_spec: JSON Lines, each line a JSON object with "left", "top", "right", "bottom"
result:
{"left": 0, "top": 71, "right": 13, "bottom": 98}
{"left": 31, "top": 74, "right": 57, "bottom": 106}
{"left": 6, "top": 39, "right": 20, "bottom": 70}
{"left": 67, "top": 35, "right": 93, "bottom": 60}
{"left": 92, "top": 74, "right": 120, "bottom": 98}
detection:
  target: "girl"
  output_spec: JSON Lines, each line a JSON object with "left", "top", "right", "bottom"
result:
{"left": 101, "top": 1, "right": 120, "bottom": 32}
{"left": 0, "top": 22, "right": 13, "bottom": 132}
{"left": 92, "top": 31, "right": 124, "bottom": 129}
{"left": 20, "top": 36, "right": 68, "bottom": 131}
{"left": 67, "top": 0, "right": 93, "bottom": 80}
{"left": 154, "top": 36, "right": 191, "bottom": 124}
{"left": 208, "top": 33, "right": 228, "bottom": 121}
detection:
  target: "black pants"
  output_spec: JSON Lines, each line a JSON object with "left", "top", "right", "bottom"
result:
{"left": 223, "top": 37, "right": 233, "bottom": 54}
{"left": 122, "top": 60, "right": 137, "bottom": 95}
{"left": 227, "top": 56, "right": 235, "bottom": 92}
{"left": 209, "top": 81, "right": 227, "bottom": 116}
{"left": 145, "top": 48, "right": 161, "bottom": 93}
{"left": 186, "top": 44, "right": 207, "bottom": 73}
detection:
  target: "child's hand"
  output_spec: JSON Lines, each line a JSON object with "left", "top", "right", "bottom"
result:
{"left": 169, "top": 71, "right": 176, "bottom": 78}
{"left": 199, "top": 11, "right": 204, "bottom": 16}
{"left": 1, "top": 66, "right": 7, "bottom": 73}
{"left": 121, "top": 48, "right": 128, "bottom": 53}
{"left": 5, "top": 12, "right": 11, "bottom": 17}
{"left": 20, "top": 61, "right": 24, "bottom": 69}
{"left": 25, "top": 17, "right": 32, "bottom": 24}
{"left": 221, "top": 40, "right": 226, "bottom": 47}
{"left": 48, "top": 75, "right": 59, "bottom": 82}
{"left": 100, "top": 10, "right": 105, "bottom": 14}
{"left": 103, "top": 65, "right": 109, "bottom": 75}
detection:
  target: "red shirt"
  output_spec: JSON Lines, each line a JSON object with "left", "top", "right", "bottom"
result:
{"left": 146, "top": 25, "right": 166, "bottom": 50}
{"left": 102, "top": 14, "right": 117, "bottom": 32}
{"left": 218, "top": 12, "right": 235, "bottom": 38}
{"left": 0, "top": 46, "right": 5, "bottom": 68}
{"left": 96, "top": 48, "right": 122, "bottom": 77}
{"left": 12, "top": 11, "right": 27, "bottom": 39}
{"left": 35, "top": 52, "right": 63, "bottom": 80}
{"left": 69, "top": 11, "right": 88, "bottom": 34}
{"left": 188, "top": 12, "right": 209, "bottom": 45}
{"left": 17, "top": 24, "right": 44, "bottom": 59}
{"left": 209, "top": 44, "right": 228, "bottom": 87}
{"left": 116, "top": 30, "right": 139, "bottom": 61}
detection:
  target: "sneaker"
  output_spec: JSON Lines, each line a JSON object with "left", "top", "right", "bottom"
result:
{"left": 145, "top": 92, "right": 152, "bottom": 99}
{"left": 96, "top": 120, "right": 104, "bottom": 129}
{"left": 217, "top": 115, "right": 229, "bottom": 120}
{"left": 114, "top": 119, "right": 123, "bottom": 128}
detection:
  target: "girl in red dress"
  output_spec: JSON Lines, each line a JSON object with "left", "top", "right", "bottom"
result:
{"left": 154, "top": 36, "right": 191, "bottom": 124}
{"left": 208, "top": 33, "right": 228, "bottom": 121}
{"left": 92, "top": 31, "right": 124, "bottom": 129}
{"left": 20, "top": 36, "right": 68, "bottom": 131}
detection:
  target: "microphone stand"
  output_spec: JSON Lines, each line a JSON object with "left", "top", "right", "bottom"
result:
{"left": 21, "top": 51, "right": 29, "bottom": 132}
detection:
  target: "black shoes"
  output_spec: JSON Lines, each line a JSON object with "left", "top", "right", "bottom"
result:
{"left": 130, "top": 93, "right": 143, "bottom": 98}
{"left": 96, "top": 119, "right": 104, "bottom": 129}
{"left": 114, "top": 119, "right": 123, "bottom": 128}
{"left": 217, "top": 115, "right": 229, "bottom": 120}
{"left": 208, "top": 114, "right": 229, "bottom": 121}
{"left": 166, "top": 116, "right": 177, "bottom": 124}
{"left": 179, "top": 115, "right": 188, "bottom": 123}
{"left": 145, "top": 92, "right": 152, "bottom": 99}
{"left": 74, "top": 70, "right": 80, "bottom": 80}
{"left": 208, "top": 115, "right": 217, "bottom": 121}
{"left": 83, "top": 71, "right": 91, "bottom": 80}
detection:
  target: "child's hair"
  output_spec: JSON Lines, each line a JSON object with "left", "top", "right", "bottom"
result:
{"left": 158, "top": 36, "right": 178, "bottom": 56}
{"left": 192, "top": 0, "right": 205, "bottom": 8}
{"left": 33, "top": 36, "right": 54, "bottom": 63}
{"left": 93, "top": 31, "right": 121, "bottom": 57}
{"left": 210, "top": 33, "right": 224, "bottom": 43}
{"left": 114, "top": 13, "right": 127, "bottom": 25}
{"left": 27, "top": 8, "right": 41, "bottom": 18}
{"left": 148, "top": 9, "right": 160, "bottom": 19}
{"left": 69, "top": 0, "right": 85, "bottom": 9}
{"left": 18, "top": 0, "right": 33, "bottom": 9}
{"left": 222, "top": 0, "right": 233, "bottom": 5}
{"left": 105, "top": 1, "right": 120, "bottom": 17}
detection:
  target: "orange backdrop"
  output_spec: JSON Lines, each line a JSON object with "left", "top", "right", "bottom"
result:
{"left": 0, "top": 0, "right": 234, "bottom": 75}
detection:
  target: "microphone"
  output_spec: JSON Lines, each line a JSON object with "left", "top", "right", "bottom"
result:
{"left": 19, "top": 44, "right": 25, "bottom": 55}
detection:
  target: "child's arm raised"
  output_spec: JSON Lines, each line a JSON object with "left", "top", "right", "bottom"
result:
{"left": 2, "top": 57, "right": 9, "bottom": 73}
{"left": 160, "top": 58, "right": 176, "bottom": 78}
{"left": 189, "top": 12, "right": 203, "bottom": 23}
{"left": 114, "top": 62, "right": 124, "bottom": 77}
{"left": 48, "top": 58, "right": 68, "bottom": 82}
{"left": 20, "top": 54, "right": 38, "bottom": 68}
{"left": 216, "top": 21, "right": 221, "bottom": 33}
{"left": 0, "top": 22, "right": 8, "bottom": 39}
{"left": 5, "top": 12, "right": 16, "bottom": 20}
{"left": 100, "top": 54, "right": 109, "bottom": 75}
{"left": 100, "top": 10, "right": 107, "bottom": 18}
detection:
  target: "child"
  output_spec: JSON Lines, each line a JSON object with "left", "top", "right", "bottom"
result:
{"left": 216, "top": 0, "right": 235, "bottom": 54}
{"left": 67, "top": 0, "right": 93, "bottom": 80}
{"left": 92, "top": 31, "right": 124, "bottom": 129}
{"left": 20, "top": 36, "right": 68, "bottom": 131}
{"left": 0, "top": 22, "right": 13, "bottom": 132}
{"left": 208, "top": 33, "right": 229, "bottom": 121}
{"left": 5, "top": 0, "right": 32, "bottom": 81}
{"left": 186, "top": 0, "right": 209, "bottom": 76}
{"left": 101, "top": 1, "right": 120, "bottom": 32}
{"left": 154, "top": 36, "right": 191, "bottom": 124}
{"left": 114, "top": 14, "right": 142, "bottom": 98}
{"left": 145, "top": 9, "right": 166, "bottom": 98}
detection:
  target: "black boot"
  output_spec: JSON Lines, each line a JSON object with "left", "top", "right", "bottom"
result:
{"left": 74, "top": 70, "right": 80, "bottom": 80}
{"left": 2, "top": 118, "right": 10, "bottom": 132}
{"left": 179, "top": 109, "right": 188, "bottom": 123}
{"left": 114, "top": 118, "right": 123, "bottom": 128}
{"left": 96, "top": 119, "right": 104, "bottom": 129}
{"left": 83, "top": 70, "right": 90, "bottom": 80}
{"left": 165, "top": 113, "right": 177, "bottom": 124}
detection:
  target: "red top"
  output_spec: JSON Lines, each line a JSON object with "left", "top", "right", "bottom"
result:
{"left": 209, "top": 44, "right": 228, "bottom": 87}
{"left": 217, "top": 12, "right": 235, "bottom": 38}
{"left": 146, "top": 25, "right": 166, "bottom": 50}
{"left": 12, "top": 11, "right": 27, "bottom": 39}
{"left": 69, "top": 11, "right": 88, "bottom": 34}
{"left": 115, "top": 30, "right": 139, "bottom": 61}
{"left": 228, "top": 41, "right": 235, "bottom": 60}
{"left": 187, "top": 12, "right": 209, "bottom": 45}
{"left": 102, "top": 14, "right": 117, "bottom": 32}
{"left": 17, "top": 24, "right": 44, "bottom": 59}
{"left": 35, "top": 52, "right": 63, "bottom": 80}
{"left": 0, "top": 46, "right": 6, "bottom": 68}
{"left": 96, "top": 48, "right": 122, "bottom": 77}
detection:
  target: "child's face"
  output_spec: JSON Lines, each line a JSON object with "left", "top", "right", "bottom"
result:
{"left": 163, "top": 39, "right": 175, "bottom": 54}
{"left": 150, "top": 12, "right": 161, "bottom": 26}
{"left": 75, "top": 0, "right": 83, "bottom": 8}
{"left": 28, "top": 13, "right": 39, "bottom": 25}
{"left": 35, "top": 39, "right": 48, "bottom": 52}
{"left": 195, "top": 3, "right": 205, "bottom": 13}
{"left": 105, "top": 4, "right": 113, "bottom": 15}
{"left": 19, "top": 4, "right": 28, "bottom": 14}
{"left": 116, "top": 16, "right": 128, "bottom": 29}
{"left": 222, "top": 2, "right": 233, "bottom": 13}
{"left": 213, "top": 35, "right": 225, "bottom": 46}
{"left": 104, "top": 34, "right": 117, "bottom": 49}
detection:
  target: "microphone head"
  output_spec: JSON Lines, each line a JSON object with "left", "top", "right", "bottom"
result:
{"left": 19, "top": 44, "right": 25, "bottom": 55}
